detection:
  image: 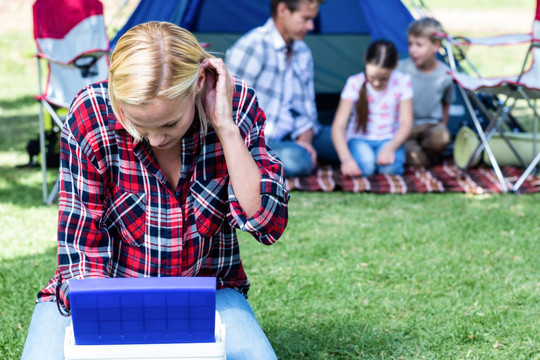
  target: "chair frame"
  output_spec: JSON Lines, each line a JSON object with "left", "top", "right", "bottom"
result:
{"left": 442, "top": 31, "right": 540, "bottom": 193}
{"left": 33, "top": 0, "right": 110, "bottom": 204}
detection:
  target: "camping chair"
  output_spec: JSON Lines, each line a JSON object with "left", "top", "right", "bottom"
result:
{"left": 33, "top": 0, "right": 110, "bottom": 204}
{"left": 442, "top": 3, "right": 540, "bottom": 193}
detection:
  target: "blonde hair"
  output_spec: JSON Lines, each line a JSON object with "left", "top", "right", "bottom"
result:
{"left": 407, "top": 17, "right": 444, "bottom": 43}
{"left": 109, "top": 21, "right": 213, "bottom": 140}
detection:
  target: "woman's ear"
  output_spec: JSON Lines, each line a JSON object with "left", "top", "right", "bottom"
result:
{"left": 197, "top": 68, "right": 206, "bottom": 93}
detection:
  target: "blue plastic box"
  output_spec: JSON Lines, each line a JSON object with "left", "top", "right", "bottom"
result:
{"left": 69, "top": 277, "right": 216, "bottom": 345}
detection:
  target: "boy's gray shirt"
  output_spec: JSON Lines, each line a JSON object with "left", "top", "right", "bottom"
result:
{"left": 397, "top": 58, "right": 455, "bottom": 126}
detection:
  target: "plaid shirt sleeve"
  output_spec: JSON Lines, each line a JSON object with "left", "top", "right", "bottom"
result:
{"left": 226, "top": 79, "right": 289, "bottom": 244}
{"left": 54, "top": 84, "right": 115, "bottom": 314}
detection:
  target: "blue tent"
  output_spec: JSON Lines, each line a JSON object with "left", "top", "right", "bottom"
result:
{"left": 112, "top": 0, "right": 414, "bottom": 92}
{"left": 111, "top": 0, "right": 414, "bottom": 123}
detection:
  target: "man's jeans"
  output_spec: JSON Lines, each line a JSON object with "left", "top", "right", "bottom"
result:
{"left": 270, "top": 125, "right": 339, "bottom": 178}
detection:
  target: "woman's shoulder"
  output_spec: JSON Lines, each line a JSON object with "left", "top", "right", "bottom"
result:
{"left": 232, "top": 76, "right": 257, "bottom": 104}
{"left": 64, "top": 81, "right": 115, "bottom": 140}
{"left": 231, "top": 77, "right": 261, "bottom": 126}
{"left": 71, "top": 81, "right": 109, "bottom": 104}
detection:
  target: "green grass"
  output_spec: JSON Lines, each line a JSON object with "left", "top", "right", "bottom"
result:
{"left": 3, "top": 173, "right": 539, "bottom": 359}
{"left": 241, "top": 193, "right": 540, "bottom": 359}
{"left": 1, "top": 1, "right": 540, "bottom": 359}
{"left": 0, "top": 30, "right": 40, "bottom": 154}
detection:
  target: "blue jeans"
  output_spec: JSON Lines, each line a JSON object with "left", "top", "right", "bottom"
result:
{"left": 348, "top": 138, "right": 405, "bottom": 177}
{"left": 270, "top": 125, "right": 339, "bottom": 178}
{"left": 21, "top": 288, "right": 276, "bottom": 360}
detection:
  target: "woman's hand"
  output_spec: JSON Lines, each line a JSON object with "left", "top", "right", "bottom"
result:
{"left": 201, "top": 58, "right": 235, "bottom": 135}
{"left": 341, "top": 158, "right": 362, "bottom": 177}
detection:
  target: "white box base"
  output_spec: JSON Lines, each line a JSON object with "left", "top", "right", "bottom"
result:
{"left": 64, "top": 312, "right": 226, "bottom": 360}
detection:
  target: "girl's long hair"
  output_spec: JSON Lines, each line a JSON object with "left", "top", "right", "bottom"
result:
{"left": 355, "top": 40, "right": 398, "bottom": 133}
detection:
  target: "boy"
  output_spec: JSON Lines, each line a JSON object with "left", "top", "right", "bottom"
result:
{"left": 397, "top": 17, "right": 455, "bottom": 167}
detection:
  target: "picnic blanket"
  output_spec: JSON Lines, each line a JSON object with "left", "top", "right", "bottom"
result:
{"left": 286, "top": 161, "right": 540, "bottom": 194}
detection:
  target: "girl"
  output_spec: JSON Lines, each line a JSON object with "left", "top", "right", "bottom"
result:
{"left": 331, "top": 39, "right": 413, "bottom": 177}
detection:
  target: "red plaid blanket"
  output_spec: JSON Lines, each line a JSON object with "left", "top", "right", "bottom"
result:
{"left": 286, "top": 162, "right": 540, "bottom": 194}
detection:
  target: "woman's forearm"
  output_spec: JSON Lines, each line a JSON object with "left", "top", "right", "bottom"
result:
{"left": 217, "top": 125, "right": 261, "bottom": 218}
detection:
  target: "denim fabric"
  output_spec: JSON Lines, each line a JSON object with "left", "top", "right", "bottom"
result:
{"left": 216, "top": 288, "right": 277, "bottom": 359}
{"left": 312, "top": 125, "right": 340, "bottom": 165}
{"left": 269, "top": 125, "right": 339, "bottom": 178}
{"left": 21, "top": 301, "right": 70, "bottom": 360}
{"left": 270, "top": 141, "right": 313, "bottom": 178}
{"left": 22, "top": 288, "right": 276, "bottom": 360}
{"left": 348, "top": 138, "right": 405, "bottom": 177}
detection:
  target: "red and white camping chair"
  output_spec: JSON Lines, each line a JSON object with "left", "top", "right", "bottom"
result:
{"left": 443, "top": 2, "right": 540, "bottom": 193}
{"left": 33, "top": 0, "right": 110, "bottom": 204}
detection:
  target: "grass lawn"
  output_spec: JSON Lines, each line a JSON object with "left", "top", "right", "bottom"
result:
{"left": 1, "top": 1, "right": 540, "bottom": 359}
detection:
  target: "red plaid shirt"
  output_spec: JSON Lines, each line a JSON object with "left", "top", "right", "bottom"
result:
{"left": 37, "top": 80, "right": 289, "bottom": 315}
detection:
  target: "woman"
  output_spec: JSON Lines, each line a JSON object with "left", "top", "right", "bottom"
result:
{"left": 22, "top": 21, "right": 288, "bottom": 360}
